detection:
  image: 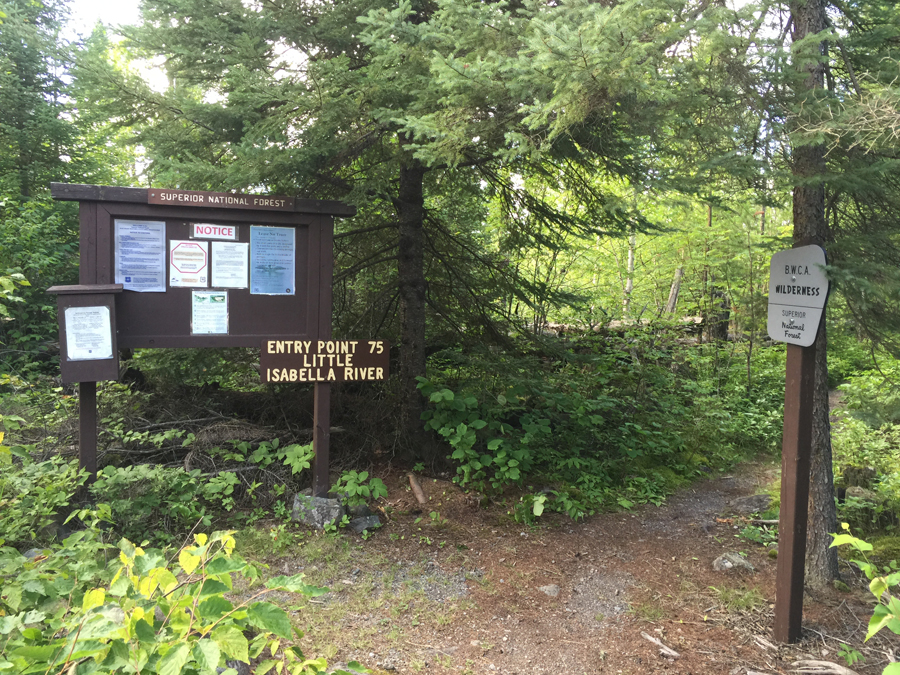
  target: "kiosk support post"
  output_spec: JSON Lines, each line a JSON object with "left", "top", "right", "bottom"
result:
{"left": 313, "top": 384, "right": 331, "bottom": 498}
{"left": 79, "top": 382, "right": 98, "bottom": 479}
{"left": 774, "top": 342, "right": 816, "bottom": 643}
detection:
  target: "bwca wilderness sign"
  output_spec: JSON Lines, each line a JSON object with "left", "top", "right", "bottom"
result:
{"left": 766, "top": 245, "right": 829, "bottom": 347}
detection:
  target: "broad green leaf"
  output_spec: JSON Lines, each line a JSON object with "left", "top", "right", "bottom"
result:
{"left": 867, "top": 604, "right": 894, "bottom": 641}
{"left": 179, "top": 550, "right": 201, "bottom": 575}
{"left": 157, "top": 642, "right": 190, "bottom": 675}
{"left": 82, "top": 588, "right": 105, "bottom": 612}
{"left": 0, "top": 616, "right": 20, "bottom": 634}
{"left": 247, "top": 602, "right": 292, "bottom": 639}
{"left": 206, "top": 556, "right": 246, "bottom": 575}
{"left": 198, "top": 579, "right": 230, "bottom": 598}
{"left": 266, "top": 575, "right": 328, "bottom": 596}
{"left": 884, "top": 663, "right": 900, "bottom": 674}
{"left": 830, "top": 533, "right": 872, "bottom": 551}
{"left": 10, "top": 645, "right": 59, "bottom": 661}
{"left": 193, "top": 639, "right": 220, "bottom": 672}
{"left": 257, "top": 660, "right": 278, "bottom": 675}
{"left": 134, "top": 618, "right": 156, "bottom": 643}
{"left": 198, "top": 596, "right": 234, "bottom": 620}
{"left": 212, "top": 625, "right": 249, "bottom": 663}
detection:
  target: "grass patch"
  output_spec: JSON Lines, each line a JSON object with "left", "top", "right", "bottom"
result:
{"left": 709, "top": 585, "right": 765, "bottom": 612}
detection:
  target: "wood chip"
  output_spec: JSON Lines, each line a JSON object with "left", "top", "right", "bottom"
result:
{"left": 641, "top": 631, "right": 680, "bottom": 659}
{"left": 790, "top": 660, "right": 860, "bottom": 675}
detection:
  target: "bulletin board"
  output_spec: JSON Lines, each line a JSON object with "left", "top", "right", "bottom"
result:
{"left": 51, "top": 184, "right": 356, "bottom": 349}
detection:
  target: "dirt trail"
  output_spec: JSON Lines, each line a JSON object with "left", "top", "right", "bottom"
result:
{"left": 264, "top": 459, "right": 892, "bottom": 675}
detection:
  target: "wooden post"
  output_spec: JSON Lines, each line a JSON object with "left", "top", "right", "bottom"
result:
{"left": 313, "top": 383, "right": 331, "bottom": 498}
{"left": 774, "top": 342, "right": 816, "bottom": 643}
{"left": 312, "top": 213, "right": 334, "bottom": 498}
{"left": 79, "top": 381, "right": 98, "bottom": 480}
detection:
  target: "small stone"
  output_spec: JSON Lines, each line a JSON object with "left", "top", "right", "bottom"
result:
{"left": 729, "top": 494, "right": 772, "bottom": 515}
{"left": 348, "top": 515, "right": 381, "bottom": 533}
{"left": 538, "top": 584, "right": 560, "bottom": 597}
{"left": 291, "top": 494, "right": 345, "bottom": 529}
{"left": 347, "top": 502, "right": 373, "bottom": 519}
{"left": 713, "top": 552, "right": 755, "bottom": 573}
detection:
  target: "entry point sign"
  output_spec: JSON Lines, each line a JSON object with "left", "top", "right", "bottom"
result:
{"left": 767, "top": 245, "right": 829, "bottom": 347}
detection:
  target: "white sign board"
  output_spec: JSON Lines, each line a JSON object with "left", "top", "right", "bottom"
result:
{"left": 767, "top": 245, "right": 829, "bottom": 347}
{"left": 65, "top": 306, "right": 113, "bottom": 360}
{"left": 211, "top": 242, "right": 249, "bottom": 288}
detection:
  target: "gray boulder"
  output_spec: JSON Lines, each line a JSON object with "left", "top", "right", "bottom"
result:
{"left": 348, "top": 515, "right": 381, "bottom": 534}
{"left": 292, "top": 494, "right": 346, "bottom": 529}
{"left": 729, "top": 494, "right": 772, "bottom": 515}
{"left": 713, "top": 552, "right": 755, "bottom": 573}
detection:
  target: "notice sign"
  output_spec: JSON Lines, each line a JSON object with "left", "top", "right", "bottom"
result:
{"left": 64, "top": 306, "right": 113, "bottom": 361}
{"left": 211, "top": 242, "right": 249, "bottom": 288}
{"left": 170, "top": 240, "right": 209, "bottom": 287}
{"left": 192, "top": 291, "right": 228, "bottom": 334}
{"left": 193, "top": 223, "right": 237, "bottom": 240}
{"left": 115, "top": 220, "right": 166, "bottom": 292}
{"left": 250, "top": 226, "right": 295, "bottom": 295}
{"left": 767, "top": 245, "right": 829, "bottom": 347}
{"left": 260, "top": 339, "right": 390, "bottom": 383}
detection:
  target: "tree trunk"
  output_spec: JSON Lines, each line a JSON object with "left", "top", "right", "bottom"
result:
{"left": 790, "top": 0, "right": 839, "bottom": 585}
{"left": 623, "top": 228, "right": 636, "bottom": 317}
{"left": 806, "top": 324, "right": 839, "bottom": 584}
{"left": 396, "top": 159, "right": 430, "bottom": 460}
{"left": 664, "top": 266, "right": 684, "bottom": 314}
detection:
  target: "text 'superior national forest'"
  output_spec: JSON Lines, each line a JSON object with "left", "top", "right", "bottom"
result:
{"left": 3, "top": 0, "right": 900, "bottom": 673}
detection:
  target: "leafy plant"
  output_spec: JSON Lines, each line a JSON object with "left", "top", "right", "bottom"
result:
{"left": 332, "top": 470, "right": 387, "bottom": 506}
{"left": 0, "top": 451, "right": 87, "bottom": 548}
{"left": 830, "top": 524, "right": 900, "bottom": 674}
{"left": 0, "top": 523, "right": 365, "bottom": 674}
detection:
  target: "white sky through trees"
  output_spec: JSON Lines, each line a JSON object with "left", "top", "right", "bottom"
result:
{"left": 68, "top": 0, "right": 141, "bottom": 35}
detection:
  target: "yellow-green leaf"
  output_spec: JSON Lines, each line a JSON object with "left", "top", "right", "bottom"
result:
{"left": 179, "top": 550, "right": 201, "bottom": 575}
{"left": 82, "top": 588, "right": 105, "bottom": 612}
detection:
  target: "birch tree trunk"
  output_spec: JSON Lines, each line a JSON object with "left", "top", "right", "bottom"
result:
{"left": 623, "top": 228, "right": 636, "bottom": 317}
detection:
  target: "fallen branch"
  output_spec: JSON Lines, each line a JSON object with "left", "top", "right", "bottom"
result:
{"left": 408, "top": 473, "right": 428, "bottom": 505}
{"left": 791, "top": 660, "right": 860, "bottom": 675}
{"left": 753, "top": 635, "right": 778, "bottom": 651}
{"left": 640, "top": 631, "right": 680, "bottom": 659}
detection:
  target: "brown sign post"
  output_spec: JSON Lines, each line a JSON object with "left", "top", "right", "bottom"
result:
{"left": 767, "top": 245, "right": 829, "bottom": 643}
{"left": 50, "top": 183, "right": 358, "bottom": 498}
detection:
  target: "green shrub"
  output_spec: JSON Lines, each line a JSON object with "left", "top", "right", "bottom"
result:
{"left": 0, "top": 449, "right": 87, "bottom": 548}
{"left": 0, "top": 516, "right": 362, "bottom": 674}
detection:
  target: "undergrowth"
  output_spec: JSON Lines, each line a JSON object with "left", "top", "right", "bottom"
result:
{"left": 420, "top": 328, "right": 786, "bottom": 521}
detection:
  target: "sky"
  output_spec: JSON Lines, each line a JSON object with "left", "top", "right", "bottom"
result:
{"left": 67, "top": 0, "right": 141, "bottom": 36}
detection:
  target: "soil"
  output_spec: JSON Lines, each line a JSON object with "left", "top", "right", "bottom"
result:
{"left": 246, "top": 458, "right": 898, "bottom": 675}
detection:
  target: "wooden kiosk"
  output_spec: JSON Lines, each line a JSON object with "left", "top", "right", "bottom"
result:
{"left": 49, "top": 183, "right": 357, "bottom": 496}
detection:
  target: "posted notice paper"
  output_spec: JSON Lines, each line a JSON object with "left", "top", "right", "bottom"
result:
{"left": 65, "top": 306, "right": 113, "bottom": 361}
{"left": 191, "top": 291, "right": 228, "bottom": 334}
{"left": 115, "top": 220, "right": 166, "bottom": 292}
{"left": 170, "top": 240, "right": 209, "bottom": 287}
{"left": 250, "top": 226, "right": 295, "bottom": 295}
{"left": 211, "top": 241, "right": 249, "bottom": 288}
